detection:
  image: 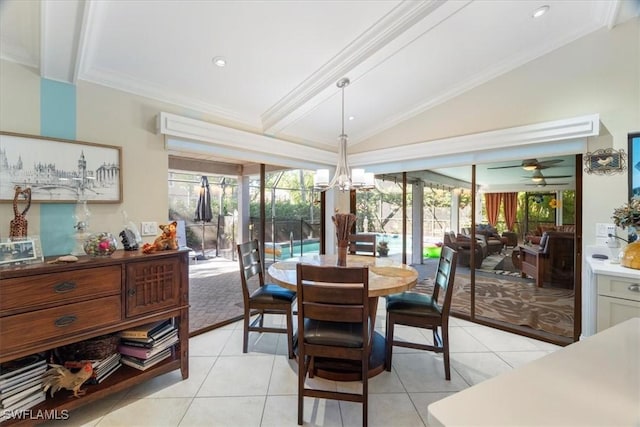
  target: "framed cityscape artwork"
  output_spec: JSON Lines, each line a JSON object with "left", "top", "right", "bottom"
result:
{"left": 629, "top": 132, "right": 640, "bottom": 200}
{"left": 0, "top": 132, "right": 122, "bottom": 203}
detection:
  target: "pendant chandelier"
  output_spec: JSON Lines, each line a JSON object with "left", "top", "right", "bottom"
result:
{"left": 313, "top": 78, "right": 374, "bottom": 192}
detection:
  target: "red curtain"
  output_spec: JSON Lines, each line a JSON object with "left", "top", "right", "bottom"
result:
{"left": 503, "top": 192, "right": 518, "bottom": 231}
{"left": 484, "top": 193, "right": 502, "bottom": 226}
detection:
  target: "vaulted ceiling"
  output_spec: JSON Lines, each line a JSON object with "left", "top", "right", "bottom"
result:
{"left": 1, "top": 0, "right": 637, "bottom": 189}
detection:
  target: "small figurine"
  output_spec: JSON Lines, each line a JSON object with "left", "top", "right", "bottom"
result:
{"left": 42, "top": 361, "right": 93, "bottom": 398}
{"left": 9, "top": 186, "right": 31, "bottom": 239}
{"left": 120, "top": 229, "right": 140, "bottom": 251}
{"left": 141, "top": 221, "right": 178, "bottom": 254}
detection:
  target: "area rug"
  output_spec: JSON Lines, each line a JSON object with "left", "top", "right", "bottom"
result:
{"left": 479, "top": 251, "right": 523, "bottom": 277}
{"left": 417, "top": 272, "right": 574, "bottom": 338}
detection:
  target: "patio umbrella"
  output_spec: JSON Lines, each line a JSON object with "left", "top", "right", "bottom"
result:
{"left": 194, "top": 176, "right": 213, "bottom": 260}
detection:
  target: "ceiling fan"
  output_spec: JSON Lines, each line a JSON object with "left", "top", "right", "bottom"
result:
{"left": 525, "top": 169, "right": 572, "bottom": 183}
{"left": 488, "top": 158, "right": 564, "bottom": 170}
{"left": 523, "top": 170, "right": 572, "bottom": 187}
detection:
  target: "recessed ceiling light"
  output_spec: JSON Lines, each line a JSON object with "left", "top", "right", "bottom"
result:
{"left": 348, "top": 116, "right": 355, "bottom": 121}
{"left": 532, "top": 5, "right": 549, "bottom": 18}
{"left": 212, "top": 56, "right": 227, "bottom": 67}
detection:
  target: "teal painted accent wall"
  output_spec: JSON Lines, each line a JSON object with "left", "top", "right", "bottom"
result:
{"left": 40, "top": 79, "right": 76, "bottom": 139}
{"left": 40, "top": 79, "right": 76, "bottom": 256}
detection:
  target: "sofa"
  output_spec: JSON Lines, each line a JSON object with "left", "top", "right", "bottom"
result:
{"left": 519, "top": 231, "right": 574, "bottom": 289}
{"left": 443, "top": 231, "right": 487, "bottom": 268}
{"left": 462, "top": 225, "right": 505, "bottom": 255}
{"left": 526, "top": 224, "right": 575, "bottom": 245}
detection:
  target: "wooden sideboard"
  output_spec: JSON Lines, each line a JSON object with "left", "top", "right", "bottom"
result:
{"left": 0, "top": 250, "right": 189, "bottom": 425}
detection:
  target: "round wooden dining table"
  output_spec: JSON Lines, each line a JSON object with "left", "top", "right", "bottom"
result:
{"left": 267, "top": 254, "right": 418, "bottom": 380}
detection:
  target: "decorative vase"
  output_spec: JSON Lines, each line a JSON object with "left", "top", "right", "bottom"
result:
{"left": 84, "top": 232, "right": 118, "bottom": 257}
{"left": 337, "top": 240, "right": 348, "bottom": 266}
{"left": 621, "top": 240, "right": 640, "bottom": 270}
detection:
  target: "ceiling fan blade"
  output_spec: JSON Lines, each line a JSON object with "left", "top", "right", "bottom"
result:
{"left": 487, "top": 164, "right": 522, "bottom": 170}
{"left": 537, "top": 159, "right": 564, "bottom": 167}
{"left": 542, "top": 174, "right": 572, "bottom": 179}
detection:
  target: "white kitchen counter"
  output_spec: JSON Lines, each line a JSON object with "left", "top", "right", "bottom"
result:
{"left": 427, "top": 317, "right": 640, "bottom": 426}
{"left": 587, "top": 256, "right": 640, "bottom": 280}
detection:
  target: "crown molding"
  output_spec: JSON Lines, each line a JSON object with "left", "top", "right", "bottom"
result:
{"left": 260, "top": 0, "right": 446, "bottom": 134}
{"left": 158, "top": 112, "right": 335, "bottom": 170}
{"left": 351, "top": 114, "right": 599, "bottom": 171}
{"left": 159, "top": 112, "right": 599, "bottom": 176}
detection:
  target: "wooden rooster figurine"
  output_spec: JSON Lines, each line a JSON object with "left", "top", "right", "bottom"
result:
{"left": 42, "top": 361, "right": 93, "bottom": 398}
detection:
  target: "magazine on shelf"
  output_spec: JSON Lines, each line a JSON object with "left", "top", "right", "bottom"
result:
{"left": 120, "top": 323, "right": 177, "bottom": 347}
{"left": 0, "top": 384, "right": 41, "bottom": 409}
{"left": 64, "top": 353, "right": 122, "bottom": 385}
{"left": 0, "top": 365, "right": 47, "bottom": 392}
{"left": 64, "top": 352, "right": 119, "bottom": 370}
{"left": 0, "top": 391, "right": 46, "bottom": 421}
{"left": 0, "top": 376, "right": 42, "bottom": 400}
{"left": 118, "top": 320, "right": 171, "bottom": 339}
{"left": 118, "top": 333, "right": 178, "bottom": 360}
{"left": 121, "top": 348, "right": 173, "bottom": 371}
{"left": 92, "top": 362, "right": 122, "bottom": 385}
{"left": 0, "top": 354, "right": 46, "bottom": 385}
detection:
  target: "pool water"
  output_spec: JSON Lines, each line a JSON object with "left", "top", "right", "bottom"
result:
{"left": 266, "top": 233, "right": 422, "bottom": 260}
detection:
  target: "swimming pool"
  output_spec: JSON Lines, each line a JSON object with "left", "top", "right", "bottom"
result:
{"left": 266, "top": 233, "right": 417, "bottom": 260}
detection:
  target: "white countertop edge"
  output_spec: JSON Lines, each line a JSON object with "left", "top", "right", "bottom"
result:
{"left": 426, "top": 318, "right": 640, "bottom": 427}
{"left": 586, "top": 257, "right": 640, "bottom": 279}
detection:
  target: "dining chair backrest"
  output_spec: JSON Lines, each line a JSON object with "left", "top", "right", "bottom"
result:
{"left": 432, "top": 245, "right": 458, "bottom": 317}
{"left": 297, "top": 264, "right": 369, "bottom": 326}
{"left": 385, "top": 245, "right": 458, "bottom": 380}
{"left": 348, "top": 233, "right": 376, "bottom": 256}
{"left": 237, "top": 240, "right": 265, "bottom": 299}
{"left": 236, "top": 239, "right": 296, "bottom": 358}
{"left": 296, "top": 263, "right": 370, "bottom": 426}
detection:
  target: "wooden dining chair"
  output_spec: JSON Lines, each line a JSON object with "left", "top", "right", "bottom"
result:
{"left": 385, "top": 246, "right": 458, "bottom": 379}
{"left": 296, "top": 263, "right": 370, "bottom": 426}
{"left": 348, "top": 233, "right": 376, "bottom": 256}
{"left": 236, "top": 240, "right": 296, "bottom": 358}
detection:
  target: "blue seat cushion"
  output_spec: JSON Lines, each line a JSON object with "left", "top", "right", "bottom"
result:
{"left": 386, "top": 292, "right": 441, "bottom": 318}
{"left": 250, "top": 284, "right": 296, "bottom": 303}
{"left": 303, "top": 318, "right": 363, "bottom": 348}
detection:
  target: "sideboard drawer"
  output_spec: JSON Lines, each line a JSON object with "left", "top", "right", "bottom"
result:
{"left": 597, "top": 275, "right": 640, "bottom": 302}
{"left": 0, "top": 266, "right": 121, "bottom": 315}
{"left": 0, "top": 295, "right": 122, "bottom": 354}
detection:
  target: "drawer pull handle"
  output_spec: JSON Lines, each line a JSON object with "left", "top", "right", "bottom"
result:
{"left": 128, "top": 289, "right": 136, "bottom": 296}
{"left": 54, "top": 281, "right": 76, "bottom": 293}
{"left": 55, "top": 315, "right": 77, "bottom": 327}
{"left": 629, "top": 284, "right": 640, "bottom": 292}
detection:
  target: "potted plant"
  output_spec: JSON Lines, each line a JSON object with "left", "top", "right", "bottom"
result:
{"left": 377, "top": 240, "right": 389, "bottom": 257}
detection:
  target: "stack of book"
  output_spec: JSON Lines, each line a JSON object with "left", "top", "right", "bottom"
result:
{"left": 0, "top": 354, "right": 47, "bottom": 421}
{"left": 64, "top": 352, "right": 122, "bottom": 385}
{"left": 118, "top": 320, "right": 178, "bottom": 371}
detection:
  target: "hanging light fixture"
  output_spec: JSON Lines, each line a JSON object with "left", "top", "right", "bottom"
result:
{"left": 314, "top": 78, "right": 375, "bottom": 191}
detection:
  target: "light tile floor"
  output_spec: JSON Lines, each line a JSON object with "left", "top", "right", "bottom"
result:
{"left": 43, "top": 313, "right": 560, "bottom": 427}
